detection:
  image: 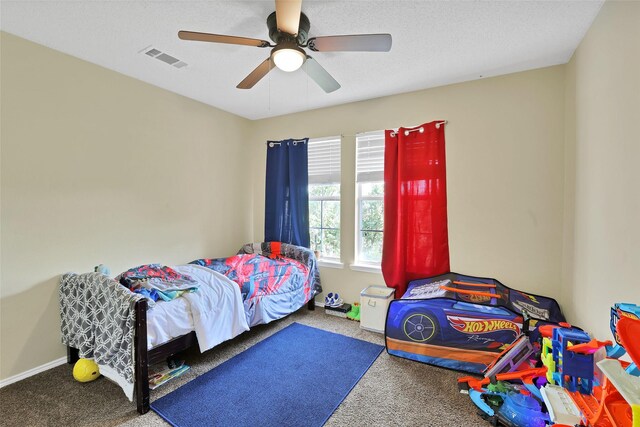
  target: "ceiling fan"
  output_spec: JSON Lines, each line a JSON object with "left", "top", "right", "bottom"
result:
{"left": 178, "top": 0, "right": 392, "bottom": 93}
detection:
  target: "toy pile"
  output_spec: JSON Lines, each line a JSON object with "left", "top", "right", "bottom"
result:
{"left": 457, "top": 303, "right": 640, "bottom": 427}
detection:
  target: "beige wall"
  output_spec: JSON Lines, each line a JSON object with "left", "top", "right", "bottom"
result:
{"left": 562, "top": 1, "right": 640, "bottom": 339}
{"left": 2, "top": 0, "right": 638, "bottom": 382}
{"left": 249, "top": 66, "right": 567, "bottom": 306}
{"left": 0, "top": 32, "right": 254, "bottom": 380}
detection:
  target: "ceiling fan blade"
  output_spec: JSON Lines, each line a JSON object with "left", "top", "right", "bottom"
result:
{"left": 275, "top": 0, "right": 302, "bottom": 35}
{"left": 303, "top": 56, "right": 340, "bottom": 93}
{"left": 237, "top": 57, "right": 274, "bottom": 89}
{"left": 178, "top": 31, "right": 270, "bottom": 48}
{"left": 308, "top": 34, "right": 392, "bottom": 52}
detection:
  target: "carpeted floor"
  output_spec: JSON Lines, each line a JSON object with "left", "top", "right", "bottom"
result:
{"left": 0, "top": 307, "right": 485, "bottom": 427}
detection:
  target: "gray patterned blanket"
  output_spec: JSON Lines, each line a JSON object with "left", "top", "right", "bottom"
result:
{"left": 59, "top": 272, "right": 142, "bottom": 388}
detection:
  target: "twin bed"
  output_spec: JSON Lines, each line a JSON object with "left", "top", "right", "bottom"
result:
{"left": 60, "top": 242, "right": 321, "bottom": 414}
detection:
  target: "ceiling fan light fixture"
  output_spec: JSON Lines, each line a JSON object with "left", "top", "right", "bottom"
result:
{"left": 178, "top": 0, "right": 393, "bottom": 92}
{"left": 272, "top": 44, "right": 306, "bottom": 72}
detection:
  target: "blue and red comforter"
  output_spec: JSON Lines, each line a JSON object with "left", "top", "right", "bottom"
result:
{"left": 190, "top": 242, "right": 321, "bottom": 326}
{"left": 191, "top": 254, "right": 312, "bottom": 303}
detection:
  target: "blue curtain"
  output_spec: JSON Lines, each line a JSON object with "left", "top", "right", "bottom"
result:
{"left": 264, "top": 138, "right": 310, "bottom": 248}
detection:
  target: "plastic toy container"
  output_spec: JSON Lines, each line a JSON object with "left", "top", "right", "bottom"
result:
{"left": 360, "top": 286, "right": 395, "bottom": 333}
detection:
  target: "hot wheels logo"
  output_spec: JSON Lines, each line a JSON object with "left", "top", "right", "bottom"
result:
{"left": 447, "top": 316, "right": 520, "bottom": 335}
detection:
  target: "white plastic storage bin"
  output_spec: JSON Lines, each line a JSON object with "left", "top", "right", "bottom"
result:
{"left": 360, "top": 286, "right": 395, "bottom": 333}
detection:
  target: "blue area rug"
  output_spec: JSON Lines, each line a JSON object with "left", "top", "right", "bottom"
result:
{"left": 151, "top": 322, "right": 383, "bottom": 427}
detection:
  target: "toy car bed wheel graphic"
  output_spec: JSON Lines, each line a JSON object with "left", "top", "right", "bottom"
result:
{"left": 403, "top": 312, "right": 439, "bottom": 342}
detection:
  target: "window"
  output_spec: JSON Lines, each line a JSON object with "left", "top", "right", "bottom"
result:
{"left": 356, "top": 131, "right": 385, "bottom": 265}
{"left": 308, "top": 136, "right": 341, "bottom": 261}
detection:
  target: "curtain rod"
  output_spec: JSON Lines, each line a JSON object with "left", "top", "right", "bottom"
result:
{"left": 265, "top": 139, "right": 308, "bottom": 147}
{"left": 390, "top": 121, "right": 447, "bottom": 137}
{"left": 264, "top": 121, "right": 448, "bottom": 143}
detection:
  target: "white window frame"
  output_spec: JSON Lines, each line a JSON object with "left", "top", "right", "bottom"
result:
{"left": 309, "top": 189, "right": 341, "bottom": 263}
{"left": 308, "top": 136, "right": 341, "bottom": 263}
{"left": 354, "top": 131, "right": 385, "bottom": 268}
{"left": 355, "top": 182, "right": 384, "bottom": 267}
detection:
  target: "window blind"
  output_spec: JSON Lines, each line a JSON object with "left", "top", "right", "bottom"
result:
{"left": 308, "top": 136, "right": 341, "bottom": 185}
{"left": 356, "top": 130, "right": 385, "bottom": 182}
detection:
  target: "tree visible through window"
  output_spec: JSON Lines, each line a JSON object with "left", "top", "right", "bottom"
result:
{"left": 308, "top": 136, "right": 341, "bottom": 261}
{"left": 358, "top": 182, "right": 384, "bottom": 262}
{"left": 309, "top": 184, "right": 340, "bottom": 259}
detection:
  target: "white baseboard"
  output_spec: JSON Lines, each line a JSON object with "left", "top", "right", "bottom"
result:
{"left": 1, "top": 299, "right": 332, "bottom": 388}
{"left": 0, "top": 357, "right": 67, "bottom": 388}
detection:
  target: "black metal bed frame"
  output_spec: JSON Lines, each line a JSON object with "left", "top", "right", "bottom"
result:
{"left": 68, "top": 298, "right": 316, "bottom": 414}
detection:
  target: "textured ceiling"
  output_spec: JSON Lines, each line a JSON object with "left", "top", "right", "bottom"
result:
{"left": 1, "top": 0, "right": 603, "bottom": 120}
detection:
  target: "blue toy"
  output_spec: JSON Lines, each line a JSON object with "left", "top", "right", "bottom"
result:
{"left": 467, "top": 381, "right": 550, "bottom": 427}
{"left": 385, "top": 272, "right": 567, "bottom": 374}
{"left": 551, "top": 327, "right": 593, "bottom": 394}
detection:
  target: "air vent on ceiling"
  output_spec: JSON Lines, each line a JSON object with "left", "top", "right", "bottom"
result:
{"left": 140, "top": 46, "right": 188, "bottom": 69}
{"left": 145, "top": 48, "right": 161, "bottom": 57}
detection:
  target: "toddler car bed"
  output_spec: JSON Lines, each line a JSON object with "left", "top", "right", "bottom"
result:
{"left": 60, "top": 242, "right": 321, "bottom": 414}
{"left": 385, "top": 272, "right": 566, "bottom": 374}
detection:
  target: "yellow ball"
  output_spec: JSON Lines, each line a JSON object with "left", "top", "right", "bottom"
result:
{"left": 73, "top": 358, "right": 100, "bottom": 382}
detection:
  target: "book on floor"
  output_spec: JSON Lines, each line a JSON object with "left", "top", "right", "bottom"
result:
{"left": 148, "top": 361, "right": 190, "bottom": 389}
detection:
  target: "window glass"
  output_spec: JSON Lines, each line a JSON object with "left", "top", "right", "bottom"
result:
{"left": 308, "top": 137, "right": 341, "bottom": 261}
{"left": 361, "top": 182, "right": 384, "bottom": 197}
{"left": 356, "top": 131, "right": 385, "bottom": 265}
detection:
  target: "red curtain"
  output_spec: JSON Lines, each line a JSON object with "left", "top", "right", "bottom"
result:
{"left": 382, "top": 121, "right": 450, "bottom": 297}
